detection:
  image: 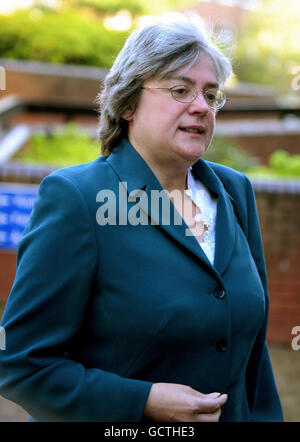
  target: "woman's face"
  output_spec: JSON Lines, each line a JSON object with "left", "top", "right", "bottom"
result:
{"left": 126, "top": 54, "right": 218, "bottom": 169}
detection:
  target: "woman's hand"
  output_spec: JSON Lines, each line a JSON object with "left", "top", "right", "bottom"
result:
{"left": 143, "top": 383, "right": 228, "bottom": 422}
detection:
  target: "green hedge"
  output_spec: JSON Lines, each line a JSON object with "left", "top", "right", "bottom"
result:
{"left": 14, "top": 123, "right": 300, "bottom": 179}
{"left": 14, "top": 124, "right": 258, "bottom": 172}
{"left": 0, "top": 10, "right": 130, "bottom": 67}
{"left": 247, "top": 150, "right": 300, "bottom": 179}
{"left": 60, "top": 0, "right": 147, "bottom": 16}
{"left": 59, "top": 0, "right": 195, "bottom": 17}
{"left": 14, "top": 124, "right": 100, "bottom": 166}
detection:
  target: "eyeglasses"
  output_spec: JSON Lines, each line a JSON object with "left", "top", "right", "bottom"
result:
{"left": 142, "top": 84, "right": 226, "bottom": 111}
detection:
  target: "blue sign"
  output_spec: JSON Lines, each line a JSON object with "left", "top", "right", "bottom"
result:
{"left": 0, "top": 183, "right": 38, "bottom": 249}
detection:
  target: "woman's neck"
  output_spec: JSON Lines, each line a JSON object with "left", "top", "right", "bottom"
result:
{"left": 130, "top": 144, "right": 191, "bottom": 193}
{"left": 151, "top": 166, "right": 188, "bottom": 193}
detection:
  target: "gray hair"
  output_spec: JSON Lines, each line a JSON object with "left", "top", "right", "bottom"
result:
{"left": 97, "top": 13, "right": 233, "bottom": 155}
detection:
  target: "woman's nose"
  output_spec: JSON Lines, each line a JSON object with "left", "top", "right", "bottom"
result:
{"left": 187, "top": 92, "right": 211, "bottom": 114}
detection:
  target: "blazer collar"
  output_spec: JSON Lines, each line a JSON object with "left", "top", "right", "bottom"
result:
{"left": 107, "top": 138, "right": 236, "bottom": 279}
{"left": 107, "top": 138, "right": 157, "bottom": 193}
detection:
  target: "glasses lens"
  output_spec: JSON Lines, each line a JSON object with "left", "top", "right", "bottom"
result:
{"left": 170, "top": 85, "right": 196, "bottom": 103}
{"left": 170, "top": 85, "right": 226, "bottom": 109}
{"left": 205, "top": 89, "right": 226, "bottom": 110}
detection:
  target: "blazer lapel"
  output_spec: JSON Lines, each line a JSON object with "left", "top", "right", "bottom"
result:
{"left": 143, "top": 181, "right": 214, "bottom": 270}
{"left": 107, "top": 138, "right": 236, "bottom": 278}
{"left": 192, "top": 160, "right": 237, "bottom": 275}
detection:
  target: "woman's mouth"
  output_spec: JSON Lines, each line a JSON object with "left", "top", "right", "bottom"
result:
{"left": 179, "top": 127, "right": 206, "bottom": 135}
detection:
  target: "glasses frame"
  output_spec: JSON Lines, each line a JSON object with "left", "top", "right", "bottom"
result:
{"left": 142, "top": 84, "right": 227, "bottom": 111}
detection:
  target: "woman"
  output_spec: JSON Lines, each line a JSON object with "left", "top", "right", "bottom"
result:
{"left": 0, "top": 14, "right": 283, "bottom": 422}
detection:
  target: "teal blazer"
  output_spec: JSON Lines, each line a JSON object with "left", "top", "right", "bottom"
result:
{"left": 0, "top": 138, "right": 283, "bottom": 422}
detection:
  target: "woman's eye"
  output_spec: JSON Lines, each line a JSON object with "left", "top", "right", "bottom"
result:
{"left": 205, "top": 91, "right": 217, "bottom": 101}
{"left": 173, "top": 87, "right": 189, "bottom": 96}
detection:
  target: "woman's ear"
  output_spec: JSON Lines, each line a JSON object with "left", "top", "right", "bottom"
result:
{"left": 122, "top": 109, "right": 134, "bottom": 121}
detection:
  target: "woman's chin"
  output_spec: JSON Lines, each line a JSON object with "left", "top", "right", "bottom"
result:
{"left": 175, "top": 145, "right": 206, "bottom": 163}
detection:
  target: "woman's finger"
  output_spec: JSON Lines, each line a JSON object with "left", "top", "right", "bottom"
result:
{"left": 186, "top": 394, "right": 228, "bottom": 422}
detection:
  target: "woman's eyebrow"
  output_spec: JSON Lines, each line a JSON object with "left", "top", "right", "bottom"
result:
{"left": 168, "top": 74, "right": 219, "bottom": 89}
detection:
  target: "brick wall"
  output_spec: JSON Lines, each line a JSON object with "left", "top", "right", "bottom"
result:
{"left": 0, "top": 58, "right": 279, "bottom": 108}
{"left": 1, "top": 182, "right": 299, "bottom": 344}
{"left": 225, "top": 133, "right": 300, "bottom": 164}
{"left": 215, "top": 119, "right": 300, "bottom": 164}
{"left": 0, "top": 59, "right": 106, "bottom": 106}
{"left": 0, "top": 250, "right": 16, "bottom": 304}
{"left": 3, "top": 58, "right": 299, "bottom": 165}
{"left": 254, "top": 183, "right": 300, "bottom": 344}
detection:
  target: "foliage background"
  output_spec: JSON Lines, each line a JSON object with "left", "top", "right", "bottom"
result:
{"left": 233, "top": 0, "right": 300, "bottom": 94}
{"left": 0, "top": 0, "right": 299, "bottom": 93}
{"left": 0, "top": 9, "right": 130, "bottom": 68}
{"left": 12, "top": 124, "right": 300, "bottom": 178}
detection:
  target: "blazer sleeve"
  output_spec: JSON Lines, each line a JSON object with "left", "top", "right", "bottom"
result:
{"left": 0, "top": 173, "right": 152, "bottom": 422}
{"left": 243, "top": 175, "right": 283, "bottom": 422}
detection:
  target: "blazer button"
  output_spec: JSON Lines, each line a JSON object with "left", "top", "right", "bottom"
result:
{"left": 215, "top": 340, "right": 228, "bottom": 352}
{"left": 214, "top": 287, "right": 226, "bottom": 299}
